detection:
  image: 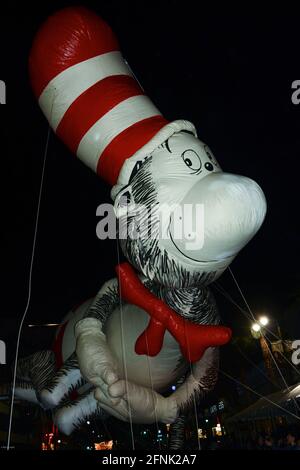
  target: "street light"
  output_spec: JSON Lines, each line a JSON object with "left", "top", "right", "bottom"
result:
{"left": 259, "top": 316, "right": 269, "bottom": 326}
{"left": 250, "top": 316, "right": 276, "bottom": 384}
{"left": 251, "top": 323, "right": 261, "bottom": 333}
{"left": 251, "top": 316, "right": 269, "bottom": 335}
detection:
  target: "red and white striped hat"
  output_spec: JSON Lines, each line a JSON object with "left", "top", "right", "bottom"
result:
{"left": 29, "top": 7, "right": 196, "bottom": 188}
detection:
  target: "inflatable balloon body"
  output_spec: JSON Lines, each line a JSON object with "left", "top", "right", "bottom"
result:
{"left": 15, "top": 7, "right": 266, "bottom": 444}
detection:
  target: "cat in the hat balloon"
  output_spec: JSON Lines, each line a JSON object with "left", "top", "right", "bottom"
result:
{"left": 14, "top": 7, "right": 266, "bottom": 443}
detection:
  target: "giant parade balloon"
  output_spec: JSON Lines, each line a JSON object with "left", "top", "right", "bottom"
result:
{"left": 14, "top": 7, "right": 266, "bottom": 441}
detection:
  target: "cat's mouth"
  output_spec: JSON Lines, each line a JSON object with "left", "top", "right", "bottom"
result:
{"left": 167, "top": 222, "right": 232, "bottom": 264}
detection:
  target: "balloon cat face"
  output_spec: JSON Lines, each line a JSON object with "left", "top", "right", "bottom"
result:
{"left": 29, "top": 7, "right": 267, "bottom": 290}
{"left": 113, "top": 131, "right": 267, "bottom": 288}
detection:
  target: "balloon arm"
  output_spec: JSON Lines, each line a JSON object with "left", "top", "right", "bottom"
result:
{"left": 75, "top": 317, "right": 119, "bottom": 387}
{"left": 91, "top": 347, "right": 219, "bottom": 425}
{"left": 74, "top": 315, "right": 178, "bottom": 424}
{"left": 74, "top": 278, "right": 120, "bottom": 388}
{"left": 171, "top": 347, "right": 219, "bottom": 410}
{"left": 93, "top": 347, "right": 219, "bottom": 425}
{"left": 96, "top": 379, "right": 178, "bottom": 424}
{"left": 81, "top": 278, "right": 119, "bottom": 325}
{"left": 73, "top": 276, "right": 179, "bottom": 424}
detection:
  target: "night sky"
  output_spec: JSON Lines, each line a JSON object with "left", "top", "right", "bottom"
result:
{"left": 1, "top": 2, "right": 300, "bottom": 378}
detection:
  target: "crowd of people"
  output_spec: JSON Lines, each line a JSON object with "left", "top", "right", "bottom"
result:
{"left": 205, "top": 426, "right": 300, "bottom": 450}
{"left": 242, "top": 429, "right": 300, "bottom": 450}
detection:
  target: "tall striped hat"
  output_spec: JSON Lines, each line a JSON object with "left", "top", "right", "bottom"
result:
{"left": 29, "top": 7, "right": 196, "bottom": 188}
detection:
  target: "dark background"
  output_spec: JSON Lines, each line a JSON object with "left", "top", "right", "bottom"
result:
{"left": 1, "top": 2, "right": 300, "bottom": 382}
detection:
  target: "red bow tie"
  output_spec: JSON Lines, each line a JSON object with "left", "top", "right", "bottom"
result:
{"left": 116, "top": 263, "right": 231, "bottom": 363}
